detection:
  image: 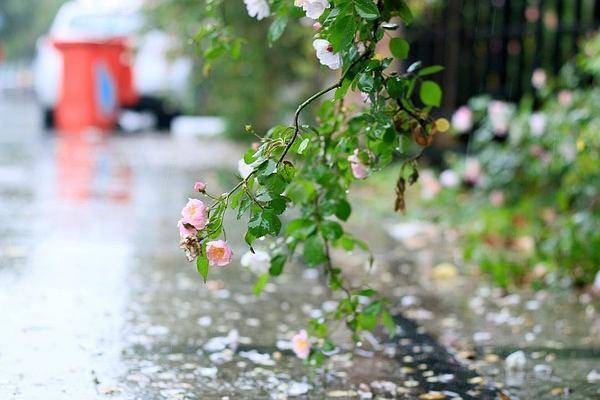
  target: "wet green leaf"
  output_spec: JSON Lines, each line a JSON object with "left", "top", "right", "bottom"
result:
{"left": 389, "top": 37, "right": 409, "bottom": 59}
{"left": 420, "top": 80, "right": 442, "bottom": 107}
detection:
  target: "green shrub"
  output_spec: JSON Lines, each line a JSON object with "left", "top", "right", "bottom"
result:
{"left": 428, "top": 34, "right": 600, "bottom": 288}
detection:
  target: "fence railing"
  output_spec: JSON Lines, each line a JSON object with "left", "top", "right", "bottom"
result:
{"left": 406, "top": 0, "right": 600, "bottom": 110}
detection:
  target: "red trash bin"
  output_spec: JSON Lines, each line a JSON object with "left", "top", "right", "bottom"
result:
{"left": 53, "top": 40, "right": 133, "bottom": 133}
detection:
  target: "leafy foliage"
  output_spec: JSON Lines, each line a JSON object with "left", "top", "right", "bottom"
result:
{"left": 178, "top": 0, "right": 445, "bottom": 364}
{"left": 427, "top": 34, "right": 600, "bottom": 288}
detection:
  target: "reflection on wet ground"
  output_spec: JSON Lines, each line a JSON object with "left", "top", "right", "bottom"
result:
{"left": 0, "top": 96, "right": 598, "bottom": 399}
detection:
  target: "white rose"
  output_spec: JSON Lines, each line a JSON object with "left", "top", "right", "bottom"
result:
{"left": 241, "top": 250, "right": 271, "bottom": 275}
{"left": 312, "top": 39, "right": 341, "bottom": 70}
{"left": 488, "top": 100, "right": 511, "bottom": 134}
{"left": 238, "top": 159, "right": 254, "bottom": 179}
{"left": 244, "top": 0, "right": 270, "bottom": 20}
{"left": 529, "top": 112, "right": 546, "bottom": 137}
{"left": 294, "top": 0, "right": 330, "bottom": 19}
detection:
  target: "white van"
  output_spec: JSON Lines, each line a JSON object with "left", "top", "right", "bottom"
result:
{"left": 33, "top": 0, "right": 192, "bottom": 129}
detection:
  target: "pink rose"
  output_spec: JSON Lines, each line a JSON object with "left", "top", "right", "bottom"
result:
{"left": 451, "top": 106, "right": 473, "bottom": 133}
{"left": 291, "top": 329, "right": 311, "bottom": 359}
{"left": 206, "top": 240, "right": 233, "bottom": 267}
{"left": 178, "top": 219, "right": 198, "bottom": 238}
{"left": 194, "top": 181, "right": 206, "bottom": 192}
{"left": 181, "top": 198, "right": 208, "bottom": 230}
{"left": 347, "top": 149, "right": 368, "bottom": 179}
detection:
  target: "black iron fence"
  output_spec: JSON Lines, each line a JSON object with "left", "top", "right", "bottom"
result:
{"left": 406, "top": 0, "right": 600, "bottom": 109}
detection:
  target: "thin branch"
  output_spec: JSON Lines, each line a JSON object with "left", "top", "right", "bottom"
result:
{"left": 277, "top": 52, "right": 371, "bottom": 164}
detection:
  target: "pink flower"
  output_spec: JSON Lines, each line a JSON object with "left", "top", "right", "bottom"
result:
{"left": 291, "top": 329, "right": 311, "bottom": 359}
{"left": 558, "top": 90, "right": 573, "bottom": 106}
{"left": 178, "top": 219, "right": 198, "bottom": 238}
{"left": 451, "top": 106, "right": 473, "bottom": 133}
{"left": 206, "top": 240, "right": 233, "bottom": 267}
{"left": 347, "top": 149, "right": 368, "bottom": 179}
{"left": 312, "top": 22, "right": 322, "bottom": 30}
{"left": 181, "top": 198, "right": 208, "bottom": 230}
{"left": 489, "top": 190, "right": 505, "bottom": 206}
{"left": 194, "top": 181, "right": 206, "bottom": 192}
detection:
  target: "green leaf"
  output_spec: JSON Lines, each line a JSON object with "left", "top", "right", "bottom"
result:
{"left": 329, "top": 14, "right": 356, "bottom": 51}
{"left": 358, "top": 289, "right": 376, "bottom": 297}
{"left": 280, "top": 161, "right": 295, "bottom": 183}
{"left": 334, "top": 199, "right": 352, "bottom": 221}
{"left": 364, "top": 300, "right": 382, "bottom": 315}
{"left": 303, "top": 234, "right": 327, "bottom": 266}
{"left": 286, "top": 218, "right": 317, "bottom": 238}
{"left": 381, "top": 309, "right": 397, "bottom": 337}
{"left": 321, "top": 220, "right": 344, "bottom": 240}
{"left": 260, "top": 174, "right": 287, "bottom": 196}
{"left": 268, "top": 196, "right": 287, "bottom": 215}
{"left": 389, "top": 38, "right": 409, "bottom": 59}
{"left": 339, "top": 235, "right": 355, "bottom": 251}
{"left": 244, "top": 230, "right": 256, "bottom": 248}
{"left": 298, "top": 138, "right": 309, "bottom": 154}
{"left": 419, "top": 80, "right": 442, "bottom": 107}
{"left": 268, "top": 15, "right": 288, "bottom": 43}
{"left": 335, "top": 77, "right": 352, "bottom": 100}
{"left": 356, "top": 312, "right": 377, "bottom": 330}
{"left": 196, "top": 252, "right": 209, "bottom": 283}
{"left": 386, "top": 77, "right": 404, "bottom": 99}
{"left": 393, "top": 0, "right": 414, "bottom": 25}
{"left": 257, "top": 159, "right": 278, "bottom": 176}
{"left": 253, "top": 273, "right": 269, "bottom": 296}
{"left": 357, "top": 73, "right": 375, "bottom": 92}
{"left": 248, "top": 208, "right": 281, "bottom": 238}
{"left": 355, "top": 0, "right": 380, "bottom": 20}
{"left": 418, "top": 65, "right": 444, "bottom": 76}
{"left": 269, "top": 253, "right": 287, "bottom": 276}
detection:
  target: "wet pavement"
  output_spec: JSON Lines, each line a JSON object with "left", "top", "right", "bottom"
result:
{"left": 0, "top": 95, "right": 598, "bottom": 399}
{"left": 347, "top": 186, "right": 600, "bottom": 399}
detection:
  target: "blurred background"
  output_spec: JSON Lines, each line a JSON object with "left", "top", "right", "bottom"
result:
{"left": 0, "top": 0, "right": 598, "bottom": 399}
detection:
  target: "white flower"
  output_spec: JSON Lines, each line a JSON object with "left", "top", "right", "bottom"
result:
{"left": 313, "top": 39, "right": 341, "bottom": 70}
{"left": 244, "top": 0, "right": 270, "bottom": 20}
{"left": 238, "top": 159, "right": 253, "bottom": 179}
{"left": 488, "top": 100, "right": 511, "bottom": 134}
{"left": 439, "top": 169, "right": 459, "bottom": 187}
{"left": 451, "top": 105, "right": 473, "bottom": 133}
{"left": 505, "top": 350, "right": 526, "bottom": 371}
{"left": 241, "top": 250, "right": 271, "bottom": 275}
{"left": 529, "top": 112, "right": 546, "bottom": 137}
{"left": 294, "top": 0, "right": 330, "bottom": 19}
